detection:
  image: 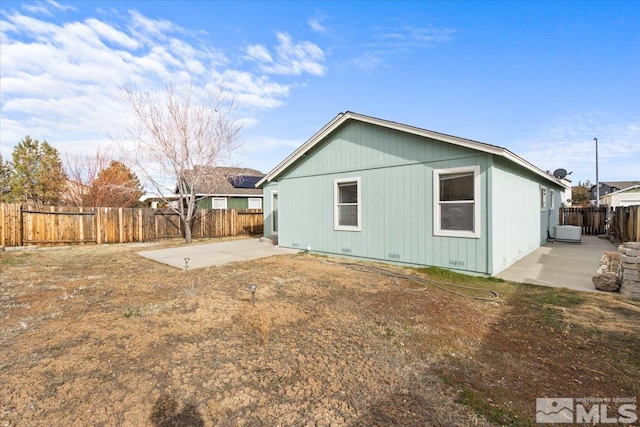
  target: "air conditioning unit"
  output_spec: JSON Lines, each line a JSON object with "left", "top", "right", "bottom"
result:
{"left": 554, "top": 225, "right": 582, "bottom": 243}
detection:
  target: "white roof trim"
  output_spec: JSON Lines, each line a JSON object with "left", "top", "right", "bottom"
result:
{"left": 600, "top": 184, "right": 640, "bottom": 198}
{"left": 257, "top": 111, "right": 569, "bottom": 190}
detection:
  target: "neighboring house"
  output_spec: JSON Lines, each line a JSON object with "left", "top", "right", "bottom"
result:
{"left": 138, "top": 194, "right": 180, "bottom": 209}
{"left": 184, "top": 166, "right": 265, "bottom": 210}
{"left": 257, "top": 112, "right": 569, "bottom": 276}
{"left": 590, "top": 181, "right": 640, "bottom": 205}
{"left": 600, "top": 185, "right": 640, "bottom": 207}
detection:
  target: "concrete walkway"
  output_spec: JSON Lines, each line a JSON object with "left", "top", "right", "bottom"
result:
{"left": 496, "top": 235, "right": 617, "bottom": 292}
{"left": 136, "top": 238, "right": 299, "bottom": 270}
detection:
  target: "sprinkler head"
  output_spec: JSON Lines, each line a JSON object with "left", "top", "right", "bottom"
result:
{"left": 248, "top": 284, "right": 258, "bottom": 304}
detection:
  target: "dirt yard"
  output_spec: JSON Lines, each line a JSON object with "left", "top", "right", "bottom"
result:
{"left": 1, "top": 239, "right": 639, "bottom": 426}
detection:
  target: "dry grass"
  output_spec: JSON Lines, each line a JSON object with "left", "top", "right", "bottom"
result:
{"left": 1, "top": 240, "right": 639, "bottom": 426}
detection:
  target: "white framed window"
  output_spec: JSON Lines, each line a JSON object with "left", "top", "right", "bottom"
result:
{"left": 433, "top": 166, "right": 480, "bottom": 238}
{"left": 212, "top": 197, "right": 227, "bottom": 210}
{"left": 248, "top": 198, "right": 262, "bottom": 209}
{"left": 334, "top": 177, "right": 361, "bottom": 231}
{"left": 541, "top": 187, "right": 547, "bottom": 211}
{"left": 550, "top": 189, "right": 555, "bottom": 210}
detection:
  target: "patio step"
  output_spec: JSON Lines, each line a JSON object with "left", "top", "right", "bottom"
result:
{"left": 259, "top": 236, "right": 278, "bottom": 246}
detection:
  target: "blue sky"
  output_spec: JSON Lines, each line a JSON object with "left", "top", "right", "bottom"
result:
{"left": 1, "top": 0, "right": 638, "bottom": 190}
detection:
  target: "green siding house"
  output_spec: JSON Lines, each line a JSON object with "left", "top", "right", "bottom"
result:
{"left": 257, "top": 112, "right": 569, "bottom": 276}
{"left": 186, "top": 166, "right": 264, "bottom": 210}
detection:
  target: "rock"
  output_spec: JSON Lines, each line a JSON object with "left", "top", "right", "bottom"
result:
{"left": 592, "top": 272, "right": 620, "bottom": 292}
{"left": 621, "top": 254, "right": 640, "bottom": 263}
{"left": 623, "top": 242, "right": 640, "bottom": 250}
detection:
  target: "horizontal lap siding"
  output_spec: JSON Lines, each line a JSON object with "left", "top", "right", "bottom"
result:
{"left": 276, "top": 120, "right": 490, "bottom": 274}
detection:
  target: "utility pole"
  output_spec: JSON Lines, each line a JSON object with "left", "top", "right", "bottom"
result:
{"left": 594, "top": 137, "right": 599, "bottom": 207}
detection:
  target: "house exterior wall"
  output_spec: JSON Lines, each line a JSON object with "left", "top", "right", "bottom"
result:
{"left": 601, "top": 188, "right": 640, "bottom": 207}
{"left": 489, "top": 156, "right": 563, "bottom": 275}
{"left": 272, "top": 120, "right": 492, "bottom": 274}
{"left": 262, "top": 182, "right": 278, "bottom": 236}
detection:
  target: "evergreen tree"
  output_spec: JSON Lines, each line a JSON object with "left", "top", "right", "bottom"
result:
{"left": 0, "top": 154, "right": 11, "bottom": 201}
{"left": 8, "top": 136, "right": 67, "bottom": 204}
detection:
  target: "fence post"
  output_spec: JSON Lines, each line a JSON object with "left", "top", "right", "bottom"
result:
{"left": 96, "top": 208, "right": 102, "bottom": 244}
{"left": 636, "top": 207, "right": 640, "bottom": 241}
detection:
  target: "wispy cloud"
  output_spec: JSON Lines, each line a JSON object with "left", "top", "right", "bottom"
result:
{"left": 245, "top": 32, "right": 326, "bottom": 76}
{"left": 309, "top": 16, "right": 329, "bottom": 34}
{"left": 513, "top": 113, "right": 640, "bottom": 183}
{"left": 352, "top": 24, "right": 456, "bottom": 72}
{"left": 22, "top": 0, "right": 75, "bottom": 16}
{"left": 376, "top": 25, "right": 456, "bottom": 48}
{"left": 350, "top": 51, "right": 387, "bottom": 74}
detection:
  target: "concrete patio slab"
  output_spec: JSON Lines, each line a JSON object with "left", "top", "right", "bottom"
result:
{"left": 136, "top": 238, "right": 299, "bottom": 270}
{"left": 496, "top": 235, "right": 618, "bottom": 292}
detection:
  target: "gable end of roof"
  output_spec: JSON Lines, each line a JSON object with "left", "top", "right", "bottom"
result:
{"left": 257, "top": 112, "right": 568, "bottom": 190}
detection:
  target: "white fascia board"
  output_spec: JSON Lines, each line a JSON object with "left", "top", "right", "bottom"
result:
{"left": 256, "top": 112, "right": 346, "bottom": 187}
{"left": 256, "top": 111, "right": 569, "bottom": 190}
{"left": 604, "top": 185, "right": 640, "bottom": 197}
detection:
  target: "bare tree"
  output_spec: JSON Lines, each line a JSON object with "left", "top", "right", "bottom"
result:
{"left": 64, "top": 147, "right": 113, "bottom": 206}
{"left": 120, "top": 83, "right": 242, "bottom": 243}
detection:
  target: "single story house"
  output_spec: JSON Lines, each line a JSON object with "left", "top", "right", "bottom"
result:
{"left": 600, "top": 185, "right": 640, "bottom": 207}
{"left": 590, "top": 181, "right": 640, "bottom": 205}
{"left": 183, "top": 166, "right": 265, "bottom": 210}
{"left": 257, "top": 112, "right": 569, "bottom": 276}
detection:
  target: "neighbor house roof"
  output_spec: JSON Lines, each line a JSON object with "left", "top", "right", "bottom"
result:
{"left": 593, "top": 181, "right": 640, "bottom": 191}
{"left": 183, "top": 166, "right": 264, "bottom": 196}
{"left": 257, "top": 111, "right": 569, "bottom": 190}
{"left": 601, "top": 184, "right": 640, "bottom": 197}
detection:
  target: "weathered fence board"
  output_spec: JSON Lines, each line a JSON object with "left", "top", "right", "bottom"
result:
{"left": 559, "top": 206, "right": 608, "bottom": 235}
{"left": 610, "top": 205, "right": 640, "bottom": 242}
{"left": 20, "top": 205, "right": 97, "bottom": 245}
{"left": 0, "top": 204, "right": 263, "bottom": 247}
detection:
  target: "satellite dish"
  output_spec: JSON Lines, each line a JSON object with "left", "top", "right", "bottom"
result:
{"left": 553, "top": 168, "right": 568, "bottom": 179}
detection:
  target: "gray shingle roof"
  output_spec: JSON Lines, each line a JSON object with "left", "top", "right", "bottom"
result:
{"left": 183, "top": 166, "right": 264, "bottom": 196}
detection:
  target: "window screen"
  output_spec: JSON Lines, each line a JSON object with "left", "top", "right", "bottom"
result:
{"left": 439, "top": 172, "right": 474, "bottom": 231}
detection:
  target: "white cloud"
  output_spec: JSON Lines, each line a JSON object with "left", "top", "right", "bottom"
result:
{"left": 246, "top": 32, "right": 326, "bottom": 76}
{"left": 353, "top": 24, "right": 457, "bottom": 73}
{"left": 47, "top": 1, "right": 76, "bottom": 13}
{"left": 22, "top": 3, "right": 54, "bottom": 16}
{"left": 377, "top": 26, "right": 456, "bottom": 47}
{"left": 309, "top": 17, "right": 328, "bottom": 34}
{"left": 512, "top": 113, "right": 640, "bottom": 183}
{"left": 245, "top": 44, "right": 273, "bottom": 63}
{"left": 22, "top": 0, "right": 75, "bottom": 16}
{"left": 212, "top": 69, "right": 290, "bottom": 110}
{"left": 351, "top": 51, "right": 387, "bottom": 74}
{"left": 85, "top": 18, "right": 140, "bottom": 49}
{"left": 0, "top": 7, "right": 326, "bottom": 170}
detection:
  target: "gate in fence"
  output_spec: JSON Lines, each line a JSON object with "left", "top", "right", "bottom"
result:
{"left": 558, "top": 206, "right": 607, "bottom": 236}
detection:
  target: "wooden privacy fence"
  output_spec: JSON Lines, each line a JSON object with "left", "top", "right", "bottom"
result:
{"left": 558, "top": 206, "right": 607, "bottom": 235}
{"left": 609, "top": 205, "right": 640, "bottom": 242}
{"left": 0, "top": 203, "right": 263, "bottom": 247}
